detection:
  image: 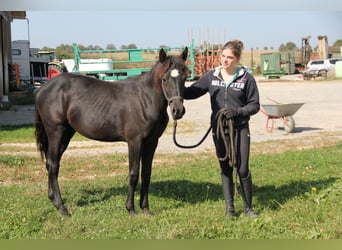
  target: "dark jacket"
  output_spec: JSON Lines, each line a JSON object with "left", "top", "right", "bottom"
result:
{"left": 184, "top": 66, "right": 260, "bottom": 128}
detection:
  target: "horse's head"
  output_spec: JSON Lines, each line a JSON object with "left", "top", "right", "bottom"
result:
{"left": 158, "top": 47, "right": 190, "bottom": 120}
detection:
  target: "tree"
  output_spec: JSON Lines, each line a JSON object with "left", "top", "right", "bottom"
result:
{"left": 93, "top": 45, "right": 103, "bottom": 50}
{"left": 279, "top": 42, "right": 297, "bottom": 52}
{"left": 40, "top": 46, "right": 55, "bottom": 51}
{"left": 120, "top": 44, "right": 138, "bottom": 50}
{"left": 333, "top": 39, "right": 342, "bottom": 46}
{"left": 284, "top": 42, "right": 297, "bottom": 51}
{"left": 78, "top": 44, "right": 87, "bottom": 50}
{"left": 106, "top": 44, "right": 116, "bottom": 50}
{"left": 55, "top": 44, "right": 73, "bottom": 59}
{"left": 127, "top": 43, "right": 137, "bottom": 49}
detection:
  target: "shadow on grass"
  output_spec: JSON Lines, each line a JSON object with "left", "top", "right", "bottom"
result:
{"left": 254, "top": 177, "right": 337, "bottom": 210}
{"left": 74, "top": 180, "right": 222, "bottom": 208}
{"left": 73, "top": 177, "right": 337, "bottom": 211}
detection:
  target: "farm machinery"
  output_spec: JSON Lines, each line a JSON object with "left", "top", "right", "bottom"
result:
{"left": 48, "top": 41, "right": 196, "bottom": 81}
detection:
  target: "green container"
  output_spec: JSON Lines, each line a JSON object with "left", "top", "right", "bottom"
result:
{"left": 260, "top": 52, "right": 284, "bottom": 77}
{"left": 280, "top": 51, "right": 295, "bottom": 74}
{"left": 260, "top": 51, "right": 296, "bottom": 78}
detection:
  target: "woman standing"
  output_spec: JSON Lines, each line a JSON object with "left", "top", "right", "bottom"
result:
{"left": 184, "top": 40, "right": 260, "bottom": 219}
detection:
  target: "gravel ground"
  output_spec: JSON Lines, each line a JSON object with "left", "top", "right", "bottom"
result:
{"left": 1, "top": 79, "right": 342, "bottom": 156}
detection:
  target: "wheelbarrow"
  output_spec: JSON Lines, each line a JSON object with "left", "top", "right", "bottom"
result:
{"left": 260, "top": 97, "right": 304, "bottom": 133}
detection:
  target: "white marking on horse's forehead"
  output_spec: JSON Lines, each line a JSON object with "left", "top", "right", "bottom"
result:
{"left": 171, "top": 69, "right": 180, "bottom": 78}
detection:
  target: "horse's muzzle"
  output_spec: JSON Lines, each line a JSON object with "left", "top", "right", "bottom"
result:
{"left": 169, "top": 99, "right": 185, "bottom": 120}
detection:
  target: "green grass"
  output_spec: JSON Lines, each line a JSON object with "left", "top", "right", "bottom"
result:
{"left": 0, "top": 125, "right": 36, "bottom": 143}
{"left": 0, "top": 122, "right": 191, "bottom": 145}
{"left": 0, "top": 125, "right": 87, "bottom": 144}
{"left": 0, "top": 141, "right": 341, "bottom": 239}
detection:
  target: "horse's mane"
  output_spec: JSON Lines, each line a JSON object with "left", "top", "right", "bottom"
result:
{"left": 121, "top": 59, "right": 164, "bottom": 83}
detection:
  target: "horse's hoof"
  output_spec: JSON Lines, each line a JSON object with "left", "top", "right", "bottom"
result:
{"left": 128, "top": 210, "right": 137, "bottom": 217}
{"left": 58, "top": 207, "right": 71, "bottom": 217}
{"left": 143, "top": 209, "right": 153, "bottom": 216}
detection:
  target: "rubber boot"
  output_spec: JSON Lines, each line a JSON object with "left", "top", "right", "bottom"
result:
{"left": 240, "top": 172, "right": 258, "bottom": 218}
{"left": 221, "top": 173, "right": 237, "bottom": 219}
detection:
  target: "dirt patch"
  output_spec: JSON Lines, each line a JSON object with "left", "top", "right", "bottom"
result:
{"left": 251, "top": 131, "right": 342, "bottom": 154}
{"left": 1, "top": 79, "right": 342, "bottom": 156}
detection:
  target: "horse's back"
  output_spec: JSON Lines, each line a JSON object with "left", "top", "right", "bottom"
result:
{"left": 37, "top": 73, "right": 109, "bottom": 96}
{"left": 34, "top": 72, "right": 161, "bottom": 142}
{"left": 36, "top": 73, "right": 128, "bottom": 107}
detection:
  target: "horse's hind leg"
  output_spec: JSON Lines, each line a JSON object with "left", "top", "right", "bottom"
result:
{"left": 46, "top": 125, "right": 75, "bottom": 216}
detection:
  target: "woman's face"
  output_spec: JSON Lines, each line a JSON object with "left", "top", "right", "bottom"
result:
{"left": 220, "top": 48, "right": 239, "bottom": 69}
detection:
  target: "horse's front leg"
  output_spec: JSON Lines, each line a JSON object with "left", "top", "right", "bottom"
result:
{"left": 125, "top": 139, "right": 142, "bottom": 216}
{"left": 140, "top": 139, "right": 158, "bottom": 215}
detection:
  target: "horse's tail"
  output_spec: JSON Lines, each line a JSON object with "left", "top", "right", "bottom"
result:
{"left": 34, "top": 107, "right": 48, "bottom": 161}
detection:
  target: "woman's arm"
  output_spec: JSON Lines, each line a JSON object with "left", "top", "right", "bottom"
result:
{"left": 183, "top": 72, "right": 211, "bottom": 100}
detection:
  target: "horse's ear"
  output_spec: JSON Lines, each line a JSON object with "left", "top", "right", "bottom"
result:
{"left": 159, "top": 48, "right": 167, "bottom": 63}
{"left": 181, "top": 47, "right": 188, "bottom": 61}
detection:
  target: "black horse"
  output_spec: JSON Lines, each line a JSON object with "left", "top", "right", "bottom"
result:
{"left": 34, "top": 48, "right": 189, "bottom": 216}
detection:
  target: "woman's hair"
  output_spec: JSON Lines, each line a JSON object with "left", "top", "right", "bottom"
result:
{"left": 222, "top": 40, "right": 244, "bottom": 58}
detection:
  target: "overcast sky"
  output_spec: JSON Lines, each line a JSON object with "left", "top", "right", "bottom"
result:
{"left": 5, "top": 0, "right": 342, "bottom": 50}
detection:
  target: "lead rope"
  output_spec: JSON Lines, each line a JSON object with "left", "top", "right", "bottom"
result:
{"left": 172, "top": 120, "right": 212, "bottom": 149}
{"left": 215, "top": 108, "right": 239, "bottom": 197}
{"left": 173, "top": 108, "right": 238, "bottom": 196}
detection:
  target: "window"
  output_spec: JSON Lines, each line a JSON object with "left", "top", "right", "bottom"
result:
{"left": 328, "top": 58, "right": 342, "bottom": 65}
{"left": 311, "top": 60, "right": 324, "bottom": 65}
{"left": 12, "top": 49, "right": 22, "bottom": 56}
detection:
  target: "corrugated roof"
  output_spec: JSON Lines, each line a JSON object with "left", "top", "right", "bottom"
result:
{"left": 329, "top": 46, "right": 341, "bottom": 54}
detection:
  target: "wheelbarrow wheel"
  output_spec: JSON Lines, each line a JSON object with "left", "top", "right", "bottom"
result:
{"left": 283, "top": 116, "right": 295, "bottom": 133}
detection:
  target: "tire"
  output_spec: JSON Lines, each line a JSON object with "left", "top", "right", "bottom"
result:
{"left": 318, "top": 70, "right": 327, "bottom": 79}
{"left": 284, "top": 116, "right": 295, "bottom": 133}
{"left": 48, "top": 63, "right": 67, "bottom": 80}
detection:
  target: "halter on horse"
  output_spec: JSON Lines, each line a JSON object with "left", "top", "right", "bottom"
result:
{"left": 35, "top": 47, "right": 190, "bottom": 216}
